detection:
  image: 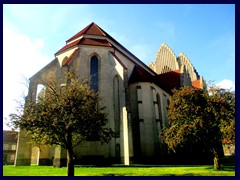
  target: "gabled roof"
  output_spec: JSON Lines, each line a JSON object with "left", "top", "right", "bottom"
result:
{"left": 66, "top": 22, "right": 106, "bottom": 43}
{"left": 55, "top": 22, "right": 156, "bottom": 76}
{"left": 56, "top": 22, "right": 108, "bottom": 54}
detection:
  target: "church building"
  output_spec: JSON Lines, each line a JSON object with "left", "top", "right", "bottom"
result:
{"left": 15, "top": 22, "right": 205, "bottom": 166}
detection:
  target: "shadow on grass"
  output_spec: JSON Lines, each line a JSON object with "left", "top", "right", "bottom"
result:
{"left": 205, "top": 165, "right": 235, "bottom": 171}
{"left": 163, "top": 173, "right": 196, "bottom": 176}
{"left": 103, "top": 173, "right": 198, "bottom": 176}
{"left": 103, "top": 174, "right": 125, "bottom": 176}
{"left": 220, "top": 166, "right": 235, "bottom": 171}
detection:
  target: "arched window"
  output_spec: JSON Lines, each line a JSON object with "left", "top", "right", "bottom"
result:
{"left": 36, "top": 84, "right": 46, "bottom": 103}
{"left": 31, "top": 146, "right": 40, "bottom": 165}
{"left": 90, "top": 56, "right": 99, "bottom": 91}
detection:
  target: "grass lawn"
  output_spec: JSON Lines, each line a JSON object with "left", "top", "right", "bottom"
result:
{"left": 3, "top": 164, "right": 235, "bottom": 176}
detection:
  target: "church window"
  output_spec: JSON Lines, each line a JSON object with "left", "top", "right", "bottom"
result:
{"left": 156, "top": 93, "right": 163, "bottom": 129}
{"left": 36, "top": 84, "right": 46, "bottom": 103}
{"left": 113, "top": 75, "right": 120, "bottom": 138}
{"left": 3, "top": 144, "right": 9, "bottom": 150}
{"left": 90, "top": 56, "right": 99, "bottom": 91}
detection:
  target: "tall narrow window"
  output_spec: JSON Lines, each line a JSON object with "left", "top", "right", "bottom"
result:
{"left": 90, "top": 56, "right": 99, "bottom": 91}
{"left": 156, "top": 93, "right": 163, "bottom": 129}
{"left": 115, "top": 144, "right": 121, "bottom": 162}
{"left": 113, "top": 75, "right": 120, "bottom": 138}
{"left": 36, "top": 84, "right": 45, "bottom": 103}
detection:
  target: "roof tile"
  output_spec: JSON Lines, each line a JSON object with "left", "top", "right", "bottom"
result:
{"left": 192, "top": 79, "right": 201, "bottom": 88}
{"left": 66, "top": 22, "right": 105, "bottom": 43}
{"left": 80, "top": 38, "right": 111, "bottom": 47}
{"left": 155, "top": 70, "right": 181, "bottom": 94}
{"left": 56, "top": 40, "right": 79, "bottom": 54}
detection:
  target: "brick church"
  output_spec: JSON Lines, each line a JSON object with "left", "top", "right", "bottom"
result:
{"left": 15, "top": 22, "right": 205, "bottom": 166}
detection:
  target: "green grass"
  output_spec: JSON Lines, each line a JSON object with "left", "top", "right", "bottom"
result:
{"left": 3, "top": 164, "right": 235, "bottom": 176}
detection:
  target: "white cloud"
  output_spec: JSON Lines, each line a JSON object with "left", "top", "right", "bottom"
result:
{"left": 216, "top": 79, "right": 235, "bottom": 90}
{"left": 3, "top": 20, "right": 52, "bottom": 130}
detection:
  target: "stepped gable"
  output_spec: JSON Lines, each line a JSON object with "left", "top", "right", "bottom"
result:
{"left": 153, "top": 43, "right": 179, "bottom": 74}
{"left": 178, "top": 53, "right": 198, "bottom": 81}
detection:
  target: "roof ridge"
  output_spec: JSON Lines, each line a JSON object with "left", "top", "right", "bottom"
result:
{"left": 91, "top": 22, "right": 106, "bottom": 36}
{"left": 66, "top": 22, "right": 94, "bottom": 43}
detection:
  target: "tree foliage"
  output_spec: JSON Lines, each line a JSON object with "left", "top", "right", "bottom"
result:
{"left": 8, "top": 72, "right": 115, "bottom": 176}
{"left": 161, "top": 85, "right": 235, "bottom": 169}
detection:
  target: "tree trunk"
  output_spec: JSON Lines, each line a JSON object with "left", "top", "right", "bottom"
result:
{"left": 67, "top": 148, "right": 74, "bottom": 176}
{"left": 66, "top": 132, "right": 74, "bottom": 176}
{"left": 213, "top": 149, "right": 221, "bottom": 170}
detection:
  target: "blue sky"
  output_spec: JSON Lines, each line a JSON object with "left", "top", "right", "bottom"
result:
{"left": 3, "top": 4, "right": 235, "bottom": 130}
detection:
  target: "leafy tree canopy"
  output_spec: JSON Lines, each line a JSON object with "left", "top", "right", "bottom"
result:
{"left": 161, "top": 85, "right": 235, "bottom": 169}
{"left": 8, "top": 72, "right": 114, "bottom": 176}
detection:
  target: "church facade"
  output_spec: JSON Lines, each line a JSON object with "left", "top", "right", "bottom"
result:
{"left": 15, "top": 22, "right": 205, "bottom": 166}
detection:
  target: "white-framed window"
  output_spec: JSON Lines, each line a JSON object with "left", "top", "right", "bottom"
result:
{"left": 11, "top": 144, "right": 16, "bottom": 150}
{"left": 10, "top": 154, "right": 15, "bottom": 161}
{"left": 3, "top": 144, "right": 9, "bottom": 150}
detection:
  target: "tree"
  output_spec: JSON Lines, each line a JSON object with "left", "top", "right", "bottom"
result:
{"left": 8, "top": 72, "right": 115, "bottom": 176}
{"left": 207, "top": 83, "right": 235, "bottom": 146}
{"left": 161, "top": 86, "right": 235, "bottom": 170}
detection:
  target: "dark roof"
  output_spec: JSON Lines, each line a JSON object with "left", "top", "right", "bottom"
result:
{"left": 3, "top": 130, "right": 18, "bottom": 143}
{"left": 129, "top": 65, "right": 154, "bottom": 84}
{"left": 155, "top": 70, "right": 181, "bottom": 94}
{"left": 129, "top": 67, "right": 182, "bottom": 95}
